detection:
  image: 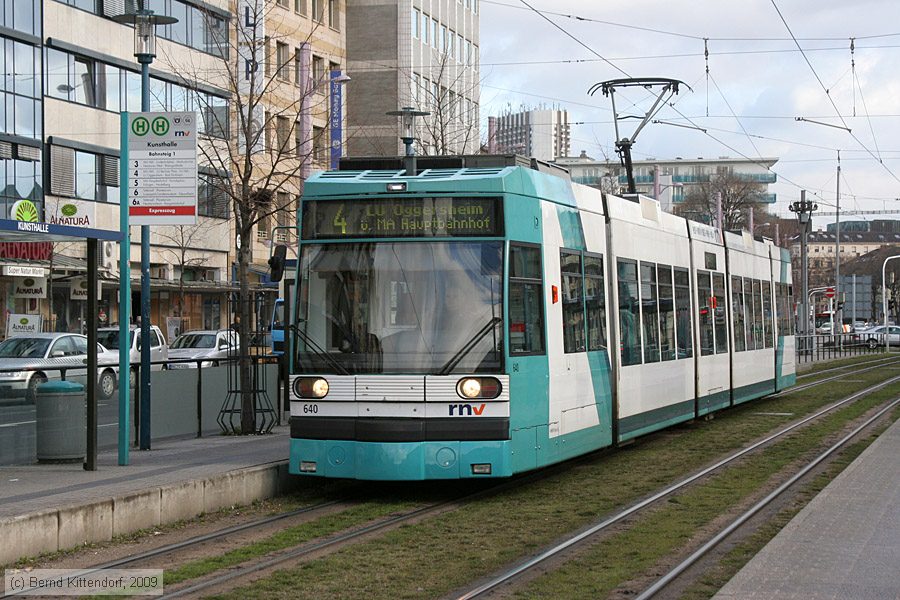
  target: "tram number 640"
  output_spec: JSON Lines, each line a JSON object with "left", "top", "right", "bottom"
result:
{"left": 302, "top": 404, "right": 319, "bottom": 414}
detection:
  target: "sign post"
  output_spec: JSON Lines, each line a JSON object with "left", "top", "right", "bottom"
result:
{"left": 127, "top": 112, "right": 198, "bottom": 225}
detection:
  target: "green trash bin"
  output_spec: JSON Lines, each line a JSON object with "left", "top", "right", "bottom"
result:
{"left": 35, "top": 380, "right": 86, "bottom": 463}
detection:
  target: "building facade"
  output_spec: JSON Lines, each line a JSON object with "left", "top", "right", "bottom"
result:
{"left": 486, "top": 108, "right": 570, "bottom": 162}
{"left": 0, "top": 0, "right": 348, "bottom": 339}
{"left": 344, "top": 0, "right": 480, "bottom": 157}
{"left": 555, "top": 153, "right": 779, "bottom": 213}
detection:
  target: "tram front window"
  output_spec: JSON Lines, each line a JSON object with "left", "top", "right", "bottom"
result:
{"left": 297, "top": 242, "right": 503, "bottom": 374}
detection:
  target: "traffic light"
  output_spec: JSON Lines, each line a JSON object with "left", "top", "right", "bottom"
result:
{"left": 268, "top": 244, "right": 287, "bottom": 282}
{"left": 837, "top": 301, "right": 844, "bottom": 310}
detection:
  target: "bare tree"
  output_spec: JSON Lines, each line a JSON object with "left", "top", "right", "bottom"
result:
{"left": 408, "top": 51, "right": 480, "bottom": 155}
{"left": 155, "top": 224, "right": 223, "bottom": 319}
{"left": 675, "top": 171, "right": 768, "bottom": 230}
{"left": 159, "top": 0, "right": 336, "bottom": 433}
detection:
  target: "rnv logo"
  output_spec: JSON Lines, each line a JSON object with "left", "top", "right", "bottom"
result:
{"left": 448, "top": 403, "right": 486, "bottom": 416}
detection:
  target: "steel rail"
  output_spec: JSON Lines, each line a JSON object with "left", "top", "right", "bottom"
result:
{"left": 796, "top": 354, "right": 900, "bottom": 380}
{"left": 454, "top": 373, "right": 900, "bottom": 600}
{"left": 636, "top": 396, "right": 900, "bottom": 599}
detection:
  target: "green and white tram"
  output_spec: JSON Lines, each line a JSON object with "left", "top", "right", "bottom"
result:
{"left": 272, "top": 157, "right": 795, "bottom": 480}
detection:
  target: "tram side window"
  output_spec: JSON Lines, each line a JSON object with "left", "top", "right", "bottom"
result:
{"left": 640, "top": 262, "right": 660, "bottom": 363}
{"left": 763, "top": 281, "right": 774, "bottom": 347}
{"left": 560, "top": 251, "right": 585, "bottom": 353}
{"left": 751, "top": 279, "right": 763, "bottom": 349}
{"left": 713, "top": 273, "right": 728, "bottom": 354}
{"left": 697, "top": 271, "right": 714, "bottom": 356}
{"left": 618, "top": 259, "right": 641, "bottom": 366}
{"left": 509, "top": 244, "right": 545, "bottom": 354}
{"left": 658, "top": 264, "right": 676, "bottom": 361}
{"left": 674, "top": 268, "right": 693, "bottom": 358}
{"left": 584, "top": 254, "right": 607, "bottom": 351}
{"left": 732, "top": 276, "right": 746, "bottom": 352}
{"left": 743, "top": 277, "right": 755, "bottom": 349}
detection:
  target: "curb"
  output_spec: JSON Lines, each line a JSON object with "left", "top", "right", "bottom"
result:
{"left": 0, "top": 461, "right": 297, "bottom": 565}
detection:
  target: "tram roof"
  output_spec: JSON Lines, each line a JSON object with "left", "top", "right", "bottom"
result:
{"left": 304, "top": 156, "right": 575, "bottom": 202}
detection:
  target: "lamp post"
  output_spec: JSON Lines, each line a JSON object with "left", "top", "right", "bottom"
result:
{"left": 882, "top": 255, "right": 900, "bottom": 353}
{"left": 112, "top": 7, "right": 178, "bottom": 454}
{"left": 789, "top": 192, "right": 817, "bottom": 353}
{"left": 386, "top": 107, "right": 430, "bottom": 175}
{"left": 329, "top": 71, "right": 351, "bottom": 170}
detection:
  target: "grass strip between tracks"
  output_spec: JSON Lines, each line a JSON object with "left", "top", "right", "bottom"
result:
{"left": 676, "top": 406, "right": 900, "bottom": 600}
{"left": 514, "top": 396, "right": 900, "bottom": 598}
{"left": 162, "top": 501, "right": 416, "bottom": 586}
{"left": 196, "top": 369, "right": 900, "bottom": 599}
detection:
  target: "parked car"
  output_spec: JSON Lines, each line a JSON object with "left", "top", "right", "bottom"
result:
{"left": 860, "top": 325, "right": 900, "bottom": 348}
{"left": 167, "top": 330, "right": 239, "bottom": 369}
{"left": 97, "top": 325, "right": 168, "bottom": 388}
{"left": 0, "top": 333, "right": 117, "bottom": 401}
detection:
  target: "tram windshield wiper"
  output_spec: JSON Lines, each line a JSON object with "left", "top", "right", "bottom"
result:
{"left": 290, "top": 323, "right": 351, "bottom": 376}
{"left": 438, "top": 316, "right": 502, "bottom": 376}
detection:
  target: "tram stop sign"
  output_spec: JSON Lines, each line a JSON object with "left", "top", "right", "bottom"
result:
{"left": 825, "top": 287, "right": 835, "bottom": 298}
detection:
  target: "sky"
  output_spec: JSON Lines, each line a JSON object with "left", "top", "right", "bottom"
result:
{"left": 478, "top": 0, "right": 900, "bottom": 227}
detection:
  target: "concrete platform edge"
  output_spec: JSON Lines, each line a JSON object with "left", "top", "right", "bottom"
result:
{"left": 0, "top": 460, "right": 296, "bottom": 565}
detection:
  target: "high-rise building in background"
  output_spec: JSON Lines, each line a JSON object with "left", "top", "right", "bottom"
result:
{"left": 487, "top": 108, "right": 570, "bottom": 162}
{"left": 345, "top": 0, "right": 480, "bottom": 157}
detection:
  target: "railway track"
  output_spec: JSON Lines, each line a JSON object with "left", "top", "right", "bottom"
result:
{"left": 48, "top": 357, "right": 898, "bottom": 598}
{"left": 452, "top": 373, "right": 900, "bottom": 599}
{"left": 795, "top": 354, "right": 900, "bottom": 381}
{"left": 634, "top": 396, "right": 900, "bottom": 600}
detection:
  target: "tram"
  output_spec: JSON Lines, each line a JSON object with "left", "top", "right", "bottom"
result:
{"left": 270, "top": 156, "right": 796, "bottom": 480}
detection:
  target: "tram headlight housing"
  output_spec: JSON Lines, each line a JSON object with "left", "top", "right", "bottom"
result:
{"left": 456, "top": 377, "right": 501, "bottom": 400}
{"left": 294, "top": 377, "right": 329, "bottom": 399}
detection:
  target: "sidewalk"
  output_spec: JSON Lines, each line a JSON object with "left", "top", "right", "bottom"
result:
{"left": 714, "top": 417, "right": 900, "bottom": 599}
{"left": 0, "top": 427, "right": 294, "bottom": 565}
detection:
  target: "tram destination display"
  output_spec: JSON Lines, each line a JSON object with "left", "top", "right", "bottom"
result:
{"left": 302, "top": 197, "right": 503, "bottom": 239}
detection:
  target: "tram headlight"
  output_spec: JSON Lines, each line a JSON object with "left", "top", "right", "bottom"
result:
{"left": 456, "top": 377, "right": 502, "bottom": 400}
{"left": 294, "top": 377, "right": 329, "bottom": 399}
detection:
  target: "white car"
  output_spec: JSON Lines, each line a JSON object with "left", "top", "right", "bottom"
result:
{"left": 861, "top": 325, "right": 900, "bottom": 348}
{"left": 167, "top": 330, "right": 239, "bottom": 369}
{"left": 97, "top": 325, "right": 168, "bottom": 388}
{"left": 0, "top": 333, "right": 117, "bottom": 401}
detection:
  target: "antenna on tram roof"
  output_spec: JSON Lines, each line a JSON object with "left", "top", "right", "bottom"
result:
{"left": 588, "top": 78, "right": 689, "bottom": 196}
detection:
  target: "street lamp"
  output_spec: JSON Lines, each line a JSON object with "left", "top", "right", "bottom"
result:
{"left": 112, "top": 7, "right": 178, "bottom": 456}
{"left": 386, "top": 107, "right": 430, "bottom": 175}
{"left": 789, "top": 192, "right": 817, "bottom": 351}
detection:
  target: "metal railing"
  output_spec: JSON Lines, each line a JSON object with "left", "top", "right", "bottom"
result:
{"left": 795, "top": 332, "right": 888, "bottom": 363}
{"left": 0, "top": 355, "right": 288, "bottom": 465}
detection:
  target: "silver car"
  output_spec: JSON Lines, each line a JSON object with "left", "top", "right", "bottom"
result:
{"left": 97, "top": 325, "right": 168, "bottom": 388}
{"left": 167, "top": 330, "right": 239, "bottom": 369}
{"left": 0, "top": 333, "right": 117, "bottom": 402}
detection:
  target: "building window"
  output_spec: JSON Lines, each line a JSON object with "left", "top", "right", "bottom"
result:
{"left": 509, "top": 244, "right": 544, "bottom": 354}
{"left": 198, "top": 173, "right": 229, "bottom": 219}
{"left": 312, "top": 55, "right": 325, "bottom": 87}
{"left": 276, "top": 42, "right": 290, "bottom": 81}
{"left": 296, "top": 0, "right": 307, "bottom": 15}
{"left": 54, "top": 0, "right": 228, "bottom": 59}
{"left": 1, "top": 38, "right": 41, "bottom": 140}
{"left": 0, "top": 152, "right": 42, "bottom": 220}
{"left": 412, "top": 8, "right": 419, "bottom": 38}
{"left": 313, "top": 126, "right": 325, "bottom": 162}
{"left": 422, "top": 13, "right": 430, "bottom": 45}
{"left": 329, "top": 0, "right": 338, "bottom": 29}
{"left": 49, "top": 145, "right": 118, "bottom": 203}
{"left": 432, "top": 18, "right": 439, "bottom": 48}
{"left": 276, "top": 115, "right": 291, "bottom": 154}
{"left": 0, "top": 0, "right": 41, "bottom": 37}
{"left": 312, "top": 0, "right": 323, "bottom": 22}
